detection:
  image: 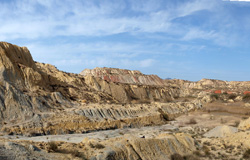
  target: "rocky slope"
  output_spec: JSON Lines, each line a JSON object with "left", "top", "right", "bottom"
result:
{"left": 0, "top": 42, "right": 202, "bottom": 136}
{"left": 1, "top": 42, "right": 250, "bottom": 160}
{"left": 82, "top": 67, "right": 250, "bottom": 94}
{"left": 81, "top": 67, "right": 166, "bottom": 86}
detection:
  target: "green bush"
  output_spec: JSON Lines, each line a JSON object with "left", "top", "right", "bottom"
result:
{"left": 210, "top": 94, "right": 219, "bottom": 100}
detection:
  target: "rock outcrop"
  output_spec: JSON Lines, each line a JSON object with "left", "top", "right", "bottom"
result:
{"left": 238, "top": 117, "right": 250, "bottom": 131}
{"left": 0, "top": 42, "right": 203, "bottom": 136}
{"left": 94, "top": 133, "right": 196, "bottom": 160}
{"left": 81, "top": 67, "right": 166, "bottom": 86}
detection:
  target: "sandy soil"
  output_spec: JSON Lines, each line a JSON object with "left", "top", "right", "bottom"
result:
{"left": 4, "top": 124, "right": 177, "bottom": 143}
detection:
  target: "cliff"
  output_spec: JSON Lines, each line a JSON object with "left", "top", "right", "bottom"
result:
{"left": 0, "top": 42, "right": 202, "bottom": 136}
{"left": 81, "top": 67, "right": 166, "bottom": 86}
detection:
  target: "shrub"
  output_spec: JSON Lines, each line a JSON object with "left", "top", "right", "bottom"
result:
{"left": 243, "top": 94, "right": 250, "bottom": 102}
{"left": 187, "top": 118, "right": 197, "bottom": 124}
{"left": 48, "top": 141, "right": 58, "bottom": 152}
{"left": 228, "top": 94, "right": 237, "bottom": 100}
{"left": 210, "top": 94, "right": 219, "bottom": 100}
{"left": 171, "top": 153, "right": 184, "bottom": 160}
{"left": 89, "top": 142, "right": 105, "bottom": 149}
{"left": 193, "top": 150, "right": 202, "bottom": 157}
{"left": 202, "top": 146, "right": 211, "bottom": 156}
{"left": 234, "top": 120, "right": 240, "bottom": 127}
{"left": 243, "top": 149, "right": 250, "bottom": 159}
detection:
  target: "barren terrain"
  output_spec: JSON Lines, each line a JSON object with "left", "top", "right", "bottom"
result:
{"left": 0, "top": 42, "right": 249, "bottom": 160}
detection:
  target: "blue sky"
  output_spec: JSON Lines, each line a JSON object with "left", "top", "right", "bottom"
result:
{"left": 1, "top": 0, "right": 250, "bottom": 81}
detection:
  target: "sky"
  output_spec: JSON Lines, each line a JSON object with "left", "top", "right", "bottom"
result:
{"left": 1, "top": 0, "right": 250, "bottom": 81}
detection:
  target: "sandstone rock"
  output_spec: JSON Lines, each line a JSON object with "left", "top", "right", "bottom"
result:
{"left": 96, "top": 133, "right": 195, "bottom": 160}
{"left": 235, "top": 96, "right": 243, "bottom": 101}
{"left": 204, "top": 125, "right": 238, "bottom": 138}
{"left": 245, "top": 103, "right": 250, "bottom": 107}
{"left": 238, "top": 117, "right": 250, "bottom": 131}
{"left": 81, "top": 67, "right": 166, "bottom": 86}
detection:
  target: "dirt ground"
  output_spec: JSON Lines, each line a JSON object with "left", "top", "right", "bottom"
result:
{"left": 1, "top": 101, "right": 250, "bottom": 160}
{"left": 175, "top": 102, "right": 250, "bottom": 130}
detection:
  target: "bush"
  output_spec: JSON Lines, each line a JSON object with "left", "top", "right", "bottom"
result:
{"left": 171, "top": 153, "right": 184, "bottom": 160}
{"left": 193, "top": 150, "right": 202, "bottom": 157}
{"left": 187, "top": 118, "right": 197, "bottom": 124}
{"left": 234, "top": 120, "right": 240, "bottom": 127}
{"left": 243, "top": 149, "right": 250, "bottom": 159}
{"left": 228, "top": 94, "right": 237, "bottom": 100}
{"left": 202, "top": 146, "right": 211, "bottom": 156}
{"left": 210, "top": 94, "right": 219, "bottom": 100}
{"left": 243, "top": 94, "right": 250, "bottom": 102}
{"left": 48, "top": 141, "right": 58, "bottom": 152}
{"left": 89, "top": 142, "right": 105, "bottom": 149}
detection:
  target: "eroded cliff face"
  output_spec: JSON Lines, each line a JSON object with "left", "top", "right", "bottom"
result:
{"left": 166, "top": 78, "right": 250, "bottom": 97}
{"left": 92, "top": 133, "right": 196, "bottom": 160}
{"left": 81, "top": 67, "right": 181, "bottom": 104}
{"left": 83, "top": 75, "right": 179, "bottom": 104}
{"left": 0, "top": 42, "right": 116, "bottom": 124}
{"left": 0, "top": 42, "right": 202, "bottom": 136}
{"left": 81, "top": 67, "right": 250, "bottom": 102}
{"left": 81, "top": 67, "right": 166, "bottom": 86}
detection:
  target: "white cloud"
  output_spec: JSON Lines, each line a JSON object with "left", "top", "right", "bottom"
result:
{"left": 0, "top": 0, "right": 217, "bottom": 40}
{"left": 182, "top": 29, "right": 217, "bottom": 41}
{"left": 24, "top": 41, "right": 160, "bottom": 73}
